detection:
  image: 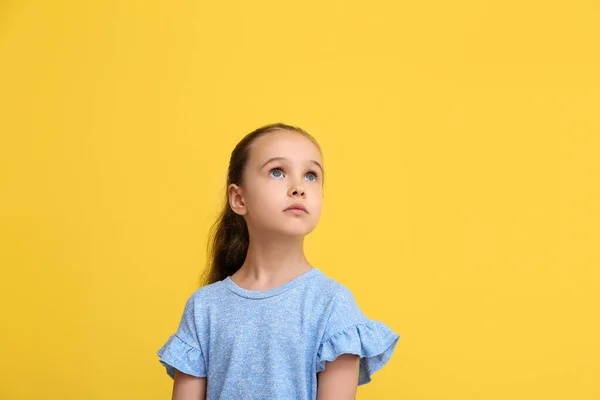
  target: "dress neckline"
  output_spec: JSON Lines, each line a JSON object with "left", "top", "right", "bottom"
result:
{"left": 224, "top": 267, "right": 320, "bottom": 299}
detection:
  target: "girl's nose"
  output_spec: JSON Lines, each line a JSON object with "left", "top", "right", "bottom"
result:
{"left": 288, "top": 184, "right": 306, "bottom": 197}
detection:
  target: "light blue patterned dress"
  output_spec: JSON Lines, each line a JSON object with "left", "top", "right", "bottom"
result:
{"left": 157, "top": 267, "right": 400, "bottom": 399}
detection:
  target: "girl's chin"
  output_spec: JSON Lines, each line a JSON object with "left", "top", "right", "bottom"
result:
{"left": 272, "top": 225, "right": 315, "bottom": 238}
{"left": 289, "top": 226, "right": 317, "bottom": 237}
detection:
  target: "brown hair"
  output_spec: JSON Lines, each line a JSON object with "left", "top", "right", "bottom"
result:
{"left": 198, "top": 122, "right": 323, "bottom": 287}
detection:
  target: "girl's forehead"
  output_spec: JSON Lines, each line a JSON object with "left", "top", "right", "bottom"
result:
{"left": 249, "top": 130, "right": 322, "bottom": 164}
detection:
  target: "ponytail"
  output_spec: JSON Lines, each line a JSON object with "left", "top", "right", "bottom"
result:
{"left": 200, "top": 199, "right": 249, "bottom": 286}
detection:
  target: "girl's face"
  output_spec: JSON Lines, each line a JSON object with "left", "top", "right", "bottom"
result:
{"left": 228, "top": 129, "right": 324, "bottom": 238}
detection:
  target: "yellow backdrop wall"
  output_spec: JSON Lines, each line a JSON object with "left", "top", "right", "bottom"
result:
{"left": 1, "top": 1, "right": 598, "bottom": 399}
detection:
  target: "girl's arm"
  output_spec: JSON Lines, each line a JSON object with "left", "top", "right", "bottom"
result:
{"left": 171, "top": 370, "right": 207, "bottom": 400}
{"left": 316, "top": 354, "right": 360, "bottom": 400}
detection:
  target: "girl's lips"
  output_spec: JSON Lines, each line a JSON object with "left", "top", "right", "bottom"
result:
{"left": 285, "top": 208, "right": 308, "bottom": 215}
{"left": 284, "top": 207, "right": 308, "bottom": 214}
{"left": 284, "top": 203, "right": 308, "bottom": 213}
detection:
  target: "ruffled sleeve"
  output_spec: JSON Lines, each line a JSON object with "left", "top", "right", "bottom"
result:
{"left": 156, "top": 294, "right": 207, "bottom": 379}
{"left": 316, "top": 285, "right": 400, "bottom": 386}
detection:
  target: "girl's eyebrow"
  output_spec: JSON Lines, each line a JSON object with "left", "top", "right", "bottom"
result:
{"left": 260, "top": 157, "right": 323, "bottom": 173}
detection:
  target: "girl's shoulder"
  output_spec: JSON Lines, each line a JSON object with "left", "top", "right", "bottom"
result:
{"left": 186, "top": 278, "right": 228, "bottom": 304}
{"left": 316, "top": 268, "right": 353, "bottom": 290}
{"left": 311, "top": 268, "right": 359, "bottom": 305}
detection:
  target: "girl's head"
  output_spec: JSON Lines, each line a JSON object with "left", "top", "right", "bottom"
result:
{"left": 200, "top": 123, "right": 324, "bottom": 286}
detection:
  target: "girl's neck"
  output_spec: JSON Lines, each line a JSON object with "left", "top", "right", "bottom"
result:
{"left": 232, "top": 232, "right": 312, "bottom": 289}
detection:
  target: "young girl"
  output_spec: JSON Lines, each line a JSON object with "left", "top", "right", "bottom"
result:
{"left": 157, "top": 123, "right": 400, "bottom": 399}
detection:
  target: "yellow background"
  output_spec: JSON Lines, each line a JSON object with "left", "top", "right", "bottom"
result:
{"left": 1, "top": 1, "right": 598, "bottom": 399}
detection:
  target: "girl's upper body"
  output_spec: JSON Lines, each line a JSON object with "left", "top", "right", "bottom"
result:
{"left": 156, "top": 123, "right": 401, "bottom": 399}
{"left": 157, "top": 266, "right": 400, "bottom": 399}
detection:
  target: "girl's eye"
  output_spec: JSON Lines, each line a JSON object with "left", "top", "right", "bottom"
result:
{"left": 305, "top": 171, "right": 318, "bottom": 182}
{"left": 269, "top": 168, "right": 285, "bottom": 178}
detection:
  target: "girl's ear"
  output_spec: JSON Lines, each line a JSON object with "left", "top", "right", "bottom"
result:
{"left": 228, "top": 183, "right": 247, "bottom": 216}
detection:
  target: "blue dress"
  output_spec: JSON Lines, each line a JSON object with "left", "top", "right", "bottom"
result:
{"left": 157, "top": 267, "right": 400, "bottom": 399}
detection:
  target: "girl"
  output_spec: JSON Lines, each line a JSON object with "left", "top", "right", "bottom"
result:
{"left": 157, "top": 123, "right": 400, "bottom": 399}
